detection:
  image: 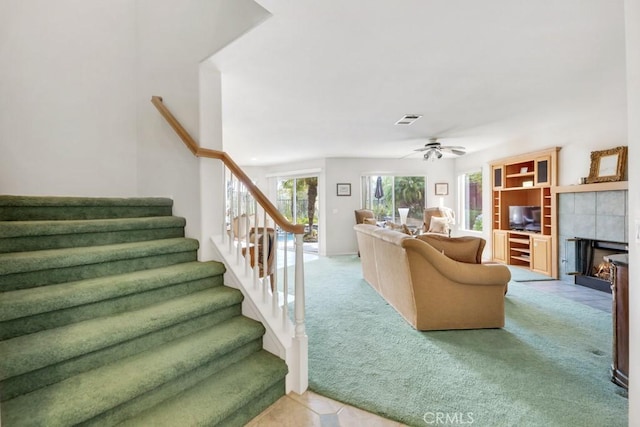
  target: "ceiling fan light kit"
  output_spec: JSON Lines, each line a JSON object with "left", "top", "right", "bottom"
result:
{"left": 424, "top": 149, "right": 443, "bottom": 160}
{"left": 412, "top": 138, "right": 466, "bottom": 160}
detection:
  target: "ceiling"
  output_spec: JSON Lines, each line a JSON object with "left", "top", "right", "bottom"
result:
{"left": 208, "top": 0, "right": 627, "bottom": 166}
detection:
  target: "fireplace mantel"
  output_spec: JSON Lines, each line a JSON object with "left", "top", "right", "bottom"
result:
{"left": 553, "top": 181, "right": 628, "bottom": 194}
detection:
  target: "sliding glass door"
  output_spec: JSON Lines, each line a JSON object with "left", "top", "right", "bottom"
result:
{"left": 361, "top": 175, "right": 426, "bottom": 226}
{"left": 276, "top": 176, "right": 319, "bottom": 253}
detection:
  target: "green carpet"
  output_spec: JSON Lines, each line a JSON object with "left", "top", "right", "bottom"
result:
{"left": 304, "top": 255, "right": 627, "bottom": 427}
{"left": 0, "top": 195, "right": 288, "bottom": 425}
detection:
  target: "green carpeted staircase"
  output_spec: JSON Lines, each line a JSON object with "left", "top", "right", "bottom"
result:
{"left": 0, "top": 195, "right": 287, "bottom": 426}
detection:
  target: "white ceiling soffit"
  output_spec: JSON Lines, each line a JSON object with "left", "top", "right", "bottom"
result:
{"left": 207, "top": 0, "right": 627, "bottom": 166}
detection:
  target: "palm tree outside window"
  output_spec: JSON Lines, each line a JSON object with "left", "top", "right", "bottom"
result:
{"left": 361, "top": 175, "right": 426, "bottom": 226}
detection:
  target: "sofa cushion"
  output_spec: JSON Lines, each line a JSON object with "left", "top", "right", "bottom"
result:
{"left": 416, "top": 234, "right": 486, "bottom": 264}
{"left": 363, "top": 218, "right": 378, "bottom": 225}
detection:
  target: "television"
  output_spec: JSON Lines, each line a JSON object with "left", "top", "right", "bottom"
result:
{"left": 509, "top": 205, "right": 541, "bottom": 232}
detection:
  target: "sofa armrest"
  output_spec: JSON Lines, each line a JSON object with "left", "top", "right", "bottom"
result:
{"left": 402, "top": 238, "right": 511, "bottom": 286}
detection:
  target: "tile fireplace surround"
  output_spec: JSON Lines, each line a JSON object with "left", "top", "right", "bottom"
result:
{"left": 558, "top": 187, "right": 629, "bottom": 283}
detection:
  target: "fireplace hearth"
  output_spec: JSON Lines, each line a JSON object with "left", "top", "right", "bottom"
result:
{"left": 572, "top": 238, "right": 628, "bottom": 293}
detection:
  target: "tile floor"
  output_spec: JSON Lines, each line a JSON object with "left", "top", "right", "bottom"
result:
{"left": 518, "top": 278, "right": 612, "bottom": 313}
{"left": 246, "top": 390, "right": 406, "bottom": 427}
{"left": 248, "top": 279, "right": 612, "bottom": 426}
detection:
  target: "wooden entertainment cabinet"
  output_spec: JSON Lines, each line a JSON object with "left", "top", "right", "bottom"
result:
{"left": 490, "top": 147, "right": 559, "bottom": 278}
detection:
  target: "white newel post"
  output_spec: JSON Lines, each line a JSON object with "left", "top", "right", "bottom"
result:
{"left": 292, "top": 233, "right": 308, "bottom": 393}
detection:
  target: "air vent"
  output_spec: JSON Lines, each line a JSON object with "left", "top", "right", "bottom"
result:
{"left": 395, "top": 114, "right": 422, "bottom": 125}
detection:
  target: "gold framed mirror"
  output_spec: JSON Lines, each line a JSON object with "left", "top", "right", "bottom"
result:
{"left": 586, "top": 146, "right": 627, "bottom": 183}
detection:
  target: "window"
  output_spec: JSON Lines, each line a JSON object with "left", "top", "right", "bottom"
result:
{"left": 361, "top": 175, "right": 426, "bottom": 226}
{"left": 458, "top": 170, "right": 483, "bottom": 231}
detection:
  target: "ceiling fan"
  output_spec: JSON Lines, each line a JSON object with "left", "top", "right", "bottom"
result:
{"left": 413, "top": 138, "right": 466, "bottom": 160}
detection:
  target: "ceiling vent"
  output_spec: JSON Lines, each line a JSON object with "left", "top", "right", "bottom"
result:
{"left": 394, "top": 114, "right": 422, "bottom": 125}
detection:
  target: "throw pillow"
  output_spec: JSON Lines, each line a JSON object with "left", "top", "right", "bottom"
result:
{"left": 428, "top": 216, "right": 449, "bottom": 234}
{"left": 417, "top": 234, "right": 485, "bottom": 264}
{"left": 363, "top": 218, "right": 378, "bottom": 225}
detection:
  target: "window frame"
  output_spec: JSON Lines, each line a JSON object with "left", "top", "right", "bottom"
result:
{"left": 457, "top": 169, "right": 483, "bottom": 233}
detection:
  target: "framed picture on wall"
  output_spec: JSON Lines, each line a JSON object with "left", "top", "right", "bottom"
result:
{"left": 435, "top": 183, "right": 448, "bottom": 195}
{"left": 336, "top": 183, "right": 351, "bottom": 196}
{"left": 586, "top": 146, "right": 628, "bottom": 183}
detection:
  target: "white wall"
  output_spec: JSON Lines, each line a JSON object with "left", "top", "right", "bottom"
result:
{"left": 0, "top": 0, "right": 269, "bottom": 251}
{"left": 624, "top": 0, "right": 639, "bottom": 423}
{"left": 135, "top": 0, "right": 270, "bottom": 250}
{"left": 0, "top": 0, "right": 138, "bottom": 197}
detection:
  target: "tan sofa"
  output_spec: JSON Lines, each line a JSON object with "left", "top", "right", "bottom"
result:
{"left": 354, "top": 224, "right": 511, "bottom": 331}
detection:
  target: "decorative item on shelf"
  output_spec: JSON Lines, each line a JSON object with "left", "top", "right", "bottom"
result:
{"left": 586, "top": 146, "right": 627, "bottom": 183}
{"left": 336, "top": 183, "right": 351, "bottom": 196}
{"left": 398, "top": 208, "right": 409, "bottom": 225}
{"left": 520, "top": 167, "right": 529, "bottom": 174}
{"left": 435, "top": 182, "right": 448, "bottom": 195}
{"left": 522, "top": 180, "right": 534, "bottom": 187}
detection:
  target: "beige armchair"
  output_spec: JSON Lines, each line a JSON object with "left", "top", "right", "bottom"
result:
{"left": 423, "top": 207, "right": 455, "bottom": 235}
{"left": 354, "top": 209, "right": 376, "bottom": 225}
{"left": 354, "top": 209, "right": 376, "bottom": 256}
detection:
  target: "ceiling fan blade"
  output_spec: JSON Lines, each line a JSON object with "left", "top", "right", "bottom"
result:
{"left": 449, "top": 148, "right": 466, "bottom": 156}
{"left": 399, "top": 151, "right": 419, "bottom": 159}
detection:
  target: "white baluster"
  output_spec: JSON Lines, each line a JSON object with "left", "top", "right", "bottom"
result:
{"left": 262, "top": 209, "right": 268, "bottom": 303}
{"left": 235, "top": 179, "right": 242, "bottom": 263}
{"left": 272, "top": 226, "right": 279, "bottom": 315}
{"left": 244, "top": 188, "right": 250, "bottom": 276}
{"left": 253, "top": 206, "right": 259, "bottom": 289}
{"left": 282, "top": 232, "right": 289, "bottom": 329}
{"left": 221, "top": 165, "right": 227, "bottom": 244}
{"left": 227, "top": 175, "right": 234, "bottom": 254}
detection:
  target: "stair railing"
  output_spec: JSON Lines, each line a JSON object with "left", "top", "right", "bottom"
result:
{"left": 151, "top": 96, "right": 308, "bottom": 394}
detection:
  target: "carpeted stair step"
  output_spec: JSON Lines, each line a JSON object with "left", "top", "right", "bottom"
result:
{"left": 0, "top": 195, "right": 173, "bottom": 221}
{"left": 0, "top": 216, "right": 186, "bottom": 253}
{"left": 1, "top": 301, "right": 243, "bottom": 401}
{"left": 0, "top": 237, "right": 199, "bottom": 291}
{"left": 0, "top": 287, "right": 244, "bottom": 383}
{"left": 116, "top": 350, "right": 288, "bottom": 427}
{"left": 0, "top": 195, "right": 288, "bottom": 426}
{"left": 0, "top": 316, "right": 275, "bottom": 427}
{"left": 0, "top": 261, "right": 226, "bottom": 339}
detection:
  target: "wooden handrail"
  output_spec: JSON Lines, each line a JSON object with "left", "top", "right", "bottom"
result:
{"left": 151, "top": 96, "right": 305, "bottom": 234}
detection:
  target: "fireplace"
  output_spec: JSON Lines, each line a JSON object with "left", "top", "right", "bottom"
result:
{"left": 572, "top": 238, "right": 628, "bottom": 293}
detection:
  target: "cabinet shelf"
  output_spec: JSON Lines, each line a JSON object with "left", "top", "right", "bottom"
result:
{"left": 511, "top": 247, "right": 531, "bottom": 254}
{"left": 509, "top": 237, "right": 530, "bottom": 244}
{"left": 511, "top": 255, "right": 531, "bottom": 263}
{"left": 506, "top": 172, "right": 535, "bottom": 178}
